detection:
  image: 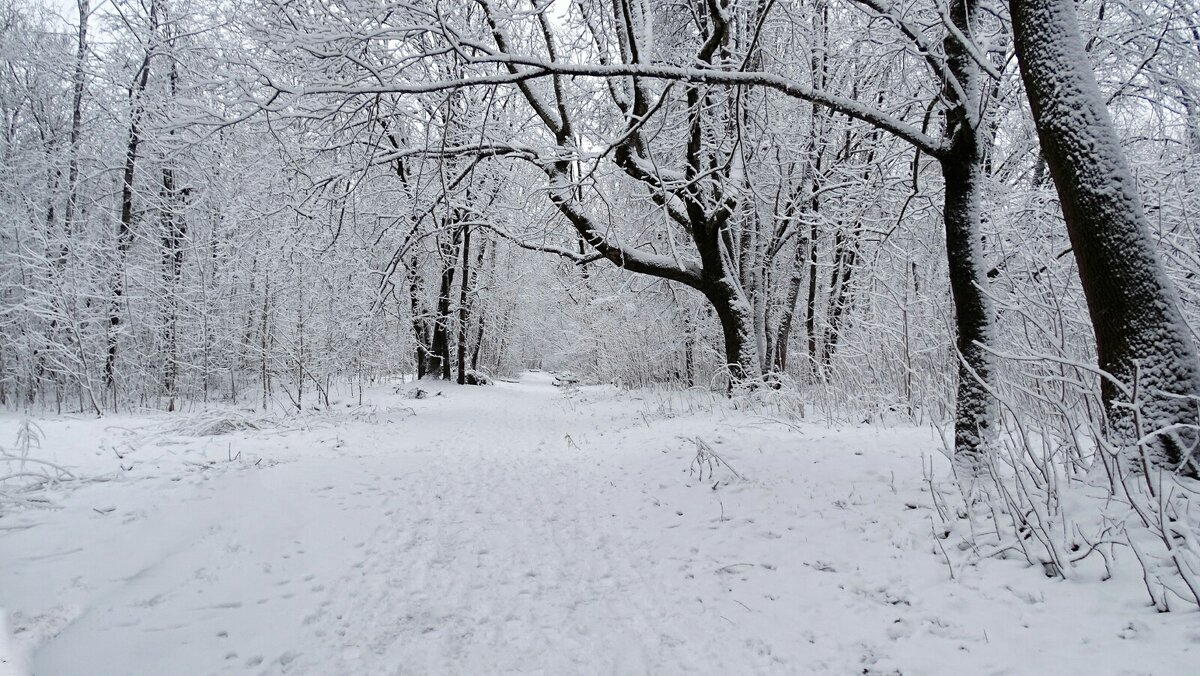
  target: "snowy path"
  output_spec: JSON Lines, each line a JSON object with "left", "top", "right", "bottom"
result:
{"left": 1, "top": 374, "right": 1193, "bottom": 675}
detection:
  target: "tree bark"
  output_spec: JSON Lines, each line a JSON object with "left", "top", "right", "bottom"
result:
{"left": 804, "top": 203, "right": 820, "bottom": 378}
{"left": 161, "top": 33, "right": 183, "bottom": 411}
{"left": 429, "top": 226, "right": 461, "bottom": 380}
{"left": 774, "top": 231, "right": 808, "bottom": 373}
{"left": 456, "top": 226, "right": 471, "bottom": 384}
{"left": 822, "top": 225, "right": 857, "bottom": 368}
{"left": 941, "top": 0, "right": 998, "bottom": 473}
{"left": 406, "top": 257, "right": 430, "bottom": 380}
{"left": 941, "top": 129, "right": 997, "bottom": 471}
{"left": 470, "top": 239, "right": 494, "bottom": 372}
{"left": 705, "top": 280, "right": 760, "bottom": 385}
{"left": 1012, "top": 0, "right": 1200, "bottom": 476}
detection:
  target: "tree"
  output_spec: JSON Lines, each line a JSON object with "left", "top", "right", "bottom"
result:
{"left": 1011, "top": 0, "right": 1200, "bottom": 477}
{"left": 455, "top": 0, "right": 1003, "bottom": 462}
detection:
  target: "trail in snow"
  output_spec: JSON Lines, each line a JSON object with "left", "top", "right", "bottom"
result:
{"left": 1, "top": 373, "right": 1194, "bottom": 675}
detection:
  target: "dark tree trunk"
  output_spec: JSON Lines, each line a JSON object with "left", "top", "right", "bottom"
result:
{"left": 822, "top": 226, "right": 857, "bottom": 368}
{"left": 63, "top": 0, "right": 88, "bottom": 254}
{"left": 804, "top": 206, "right": 820, "bottom": 378}
{"left": 468, "top": 236, "right": 491, "bottom": 372}
{"left": 161, "top": 42, "right": 183, "bottom": 412}
{"left": 941, "top": 132, "right": 997, "bottom": 471}
{"left": 106, "top": 33, "right": 155, "bottom": 397}
{"left": 429, "top": 227, "right": 461, "bottom": 380}
{"left": 456, "top": 227, "right": 471, "bottom": 384}
{"left": 801, "top": 3, "right": 829, "bottom": 381}
{"left": 160, "top": 164, "right": 185, "bottom": 411}
{"left": 1012, "top": 0, "right": 1200, "bottom": 476}
{"left": 941, "top": 0, "right": 999, "bottom": 473}
{"left": 683, "top": 313, "right": 696, "bottom": 387}
{"left": 702, "top": 275, "right": 760, "bottom": 385}
{"left": 407, "top": 257, "right": 430, "bottom": 380}
{"left": 692, "top": 213, "right": 762, "bottom": 385}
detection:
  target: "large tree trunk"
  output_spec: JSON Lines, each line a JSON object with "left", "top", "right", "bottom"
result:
{"left": 942, "top": 0, "right": 999, "bottom": 473}
{"left": 703, "top": 275, "right": 761, "bottom": 385}
{"left": 941, "top": 132, "right": 997, "bottom": 472}
{"left": 1012, "top": 0, "right": 1200, "bottom": 477}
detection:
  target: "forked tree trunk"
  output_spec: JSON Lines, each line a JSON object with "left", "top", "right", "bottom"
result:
{"left": 1012, "top": 0, "right": 1200, "bottom": 476}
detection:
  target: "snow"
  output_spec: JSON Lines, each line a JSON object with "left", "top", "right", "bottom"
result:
{"left": 1, "top": 374, "right": 1195, "bottom": 675}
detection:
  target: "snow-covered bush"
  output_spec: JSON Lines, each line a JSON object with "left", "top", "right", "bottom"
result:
{"left": 934, "top": 374, "right": 1200, "bottom": 611}
{"left": 1, "top": 419, "right": 74, "bottom": 507}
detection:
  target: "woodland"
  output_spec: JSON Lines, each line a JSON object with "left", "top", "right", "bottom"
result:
{"left": 1, "top": 0, "right": 1200, "bottom": 671}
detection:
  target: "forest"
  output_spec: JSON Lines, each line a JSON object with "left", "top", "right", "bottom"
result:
{"left": 1, "top": 0, "right": 1198, "bottom": 673}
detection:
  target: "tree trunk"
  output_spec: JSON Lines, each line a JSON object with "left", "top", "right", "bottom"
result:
{"left": 822, "top": 225, "right": 857, "bottom": 368}
{"left": 407, "top": 257, "right": 430, "bottom": 379}
{"left": 429, "top": 227, "right": 461, "bottom": 380}
{"left": 1012, "top": 0, "right": 1200, "bottom": 476}
{"left": 105, "top": 0, "right": 158, "bottom": 398}
{"left": 774, "top": 233, "right": 808, "bottom": 373}
{"left": 683, "top": 313, "right": 696, "bottom": 387}
{"left": 802, "top": 2, "right": 829, "bottom": 381}
{"left": 63, "top": 0, "right": 88, "bottom": 254}
{"left": 456, "top": 226, "right": 471, "bottom": 384}
{"left": 160, "top": 163, "right": 184, "bottom": 410}
{"left": 161, "top": 41, "right": 183, "bottom": 412}
{"left": 942, "top": 0, "right": 998, "bottom": 473}
{"left": 469, "top": 236, "right": 491, "bottom": 372}
{"left": 804, "top": 207, "right": 820, "bottom": 378}
{"left": 941, "top": 133, "right": 997, "bottom": 472}
{"left": 703, "top": 275, "right": 760, "bottom": 385}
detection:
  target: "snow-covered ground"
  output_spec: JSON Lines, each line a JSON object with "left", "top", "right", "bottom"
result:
{"left": 0, "top": 373, "right": 1194, "bottom": 675}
